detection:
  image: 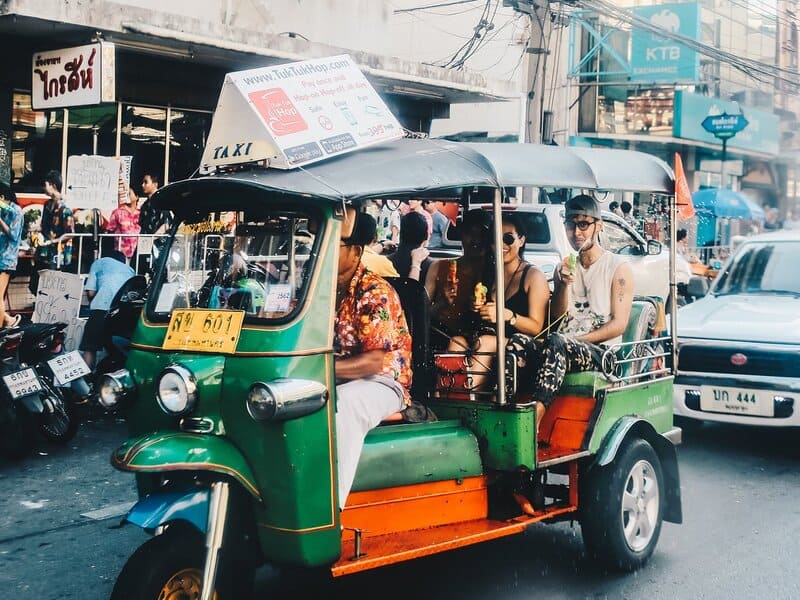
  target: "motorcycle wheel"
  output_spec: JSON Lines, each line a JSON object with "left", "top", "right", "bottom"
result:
{"left": 0, "top": 401, "right": 37, "bottom": 460}
{"left": 38, "top": 388, "right": 79, "bottom": 443}
{"left": 111, "top": 525, "right": 253, "bottom": 600}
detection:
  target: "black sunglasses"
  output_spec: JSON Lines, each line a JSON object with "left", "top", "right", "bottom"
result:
{"left": 502, "top": 232, "right": 519, "bottom": 245}
{"left": 564, "top": 219, "right": 597, "bottom": 231}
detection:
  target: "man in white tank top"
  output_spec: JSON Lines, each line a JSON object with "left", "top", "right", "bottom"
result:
{"left": 508, "top": 194, "right": 633, "bottom": 424}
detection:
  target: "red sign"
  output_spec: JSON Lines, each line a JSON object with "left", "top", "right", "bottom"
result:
{"left": 248, "top": 88, "right": 308, "bottom": 137}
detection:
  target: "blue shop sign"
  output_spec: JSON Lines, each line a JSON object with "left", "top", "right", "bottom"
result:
{"left": 630, "top": 3, "right": 700, "bottom": 82}
{"left": 674, "top": 91, "right": 779, "bottom": 155}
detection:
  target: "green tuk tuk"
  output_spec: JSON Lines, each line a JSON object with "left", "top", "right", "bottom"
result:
{"left": 100, "top": 139, "right": 682, "bottom": 599}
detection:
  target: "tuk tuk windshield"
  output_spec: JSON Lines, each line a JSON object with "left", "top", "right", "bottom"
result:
{"left": 149, "top": 210, "right": 319, "bottom": 322}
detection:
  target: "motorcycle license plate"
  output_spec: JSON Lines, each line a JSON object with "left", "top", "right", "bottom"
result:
{"left": 3, "top": 368, "right": 43, "bottom": 399}
{"left": 48, "top": 351, "right": 91, "bottom": 385}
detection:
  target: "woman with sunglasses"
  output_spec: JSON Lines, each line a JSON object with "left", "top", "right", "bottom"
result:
{"left": 448, "top": 213, "right": 550, "bottom": 391}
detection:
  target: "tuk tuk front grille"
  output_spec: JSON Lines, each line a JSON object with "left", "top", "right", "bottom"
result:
{"left": 678, "top": 346, "right": 800, "bottom": 378}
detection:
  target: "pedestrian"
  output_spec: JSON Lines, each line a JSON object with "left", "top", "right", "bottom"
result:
{"left": 79, "top": 250, "right": 135, "bottom": 369}
{"left": 30, "top": 171, "right": 75, "bottom": 294}
{"left": 377, "top": 199, "right": 401, "bottom": 245}
{"left": 424, "top": 200, "right": 449, "bottom": 249}
{"left": 0, "top": 182, "right": 23, "bottom": 327}
{"left": 620, "top": 200, "right": 633, "bottom": 223}
{"left": 609, "top": 200, "right": 623, "bottom": 217}
{"left": 137, "top": 173, "right": 171, "bottom": 273}
{"left": 106, "top": 188, "right": 141, "bottom": 264}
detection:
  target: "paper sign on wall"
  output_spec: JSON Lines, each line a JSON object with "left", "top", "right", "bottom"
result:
{"left": 201, "top": 54, "right": 403, "bottom": 171}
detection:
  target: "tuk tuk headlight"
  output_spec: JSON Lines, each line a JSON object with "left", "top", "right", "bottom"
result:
{"left": 97, "top": 369, "right": 135, "bottom": 410}
{"left": 156, "top": 365, "right": 197, "bottom": 416}
{"left": 247, "top": 379, "right": 328, "bottom": 421}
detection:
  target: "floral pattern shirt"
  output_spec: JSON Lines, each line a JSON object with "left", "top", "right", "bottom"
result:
{"left": 334, "top": 263, "right": 412, "bottom": 403}
{"left": 0, "top": 201, "right": 23, "bottom": 271}
{"left": 106, "top": 207, "right": 141, "bottom": 258}
{"left": 40, "top": 199, "right": 75, "bottom": 266}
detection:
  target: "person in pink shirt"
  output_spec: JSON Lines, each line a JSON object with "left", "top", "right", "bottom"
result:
{"left": 106, "top": 189, "right": 141, "bottom": 263}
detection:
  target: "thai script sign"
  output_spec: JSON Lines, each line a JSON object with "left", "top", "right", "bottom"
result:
{"left": 701, "top": 113, "right": 749, "bottom": 140}
{"left": 32, "top": 42, "right": 115, "bottom": 110}
{"left": 630, "top": 3, "right": 699, "bottom": 82}
{"left": 201, "top": 54, "right": 403, "bottom": 170}
{"left": 32, "top": 270, "right": 85, "bottom": 353}
{"left": 66, "top": 155, "right": 123, "bottom": 211}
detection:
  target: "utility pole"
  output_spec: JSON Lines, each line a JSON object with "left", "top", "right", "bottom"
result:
{"left": 506, "top": 0, "right": 551, "bottom": 201}
{"left": 506, "top": 0, "right": 551, "bottom": 145}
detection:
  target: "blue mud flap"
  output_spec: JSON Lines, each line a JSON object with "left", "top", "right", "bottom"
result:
{"left": 126, "top": 490, "right": 210, "bottom": 534}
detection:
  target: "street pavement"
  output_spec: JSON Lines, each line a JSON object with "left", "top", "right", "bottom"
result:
{"left": 1, "top": 415, "right": 799, "bottom": 599}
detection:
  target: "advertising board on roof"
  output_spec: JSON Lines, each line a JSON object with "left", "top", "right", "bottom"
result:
{"left": 200, "top": 55, "right": 404, "bottom": 171}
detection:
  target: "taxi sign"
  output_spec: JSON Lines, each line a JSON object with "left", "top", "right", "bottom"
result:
{"left": 200, "top": 54, "right": 403, "bottom": 171}
{"left": 163, "top": 309, "right": 245, "bottom": 355}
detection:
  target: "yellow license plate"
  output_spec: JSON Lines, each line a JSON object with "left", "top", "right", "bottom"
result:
{"left": 163, "top": 309, "right": 245, "bottom": 354}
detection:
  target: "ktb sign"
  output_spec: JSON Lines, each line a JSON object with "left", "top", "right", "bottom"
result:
{"left": 630, "top": 3, "right": 700, "bottom": 82}
{"left": 701, "top": 113, "right": 749, "bottom": 140}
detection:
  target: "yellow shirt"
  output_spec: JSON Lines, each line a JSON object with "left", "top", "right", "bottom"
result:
{"left": 360, "top": 246, "right": 399, "bottom": 277}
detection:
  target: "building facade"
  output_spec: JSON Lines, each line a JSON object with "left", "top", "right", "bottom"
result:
{"left": 0, "top": 0, "right": 515, "bottom": 194}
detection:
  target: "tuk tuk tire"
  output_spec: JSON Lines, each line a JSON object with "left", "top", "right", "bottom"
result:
{"left": 110, "top": 524, "right": 254, "bottom": 600}
{"left": 0, "top": 401, "right": 37, "bottom": 460}
{"left": 580, "top": 438, "right": 664, "bottom": 572}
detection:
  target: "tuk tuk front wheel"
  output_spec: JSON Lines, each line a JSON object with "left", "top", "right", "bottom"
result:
{"left": 580, "top": 438, "right": 664, "bottom": 572}
{"left": 110, "top": 525, "right": 252, "bottom": 600}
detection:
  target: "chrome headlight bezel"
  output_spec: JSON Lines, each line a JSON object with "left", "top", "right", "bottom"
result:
{"left": 97, "top": 369, "right": 135, "bottom": 410}
{"left": 156, "top": 364, "right": 198, "bottom": 416}
{"left": 247, "top": 379, "right": 328, "bottom": 422}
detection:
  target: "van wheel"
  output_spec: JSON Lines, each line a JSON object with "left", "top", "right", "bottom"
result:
{"left": 110, "top": 526, "right": 254, "bottom": 600}
{"left": 580, "top": 438, "right": 664, "bottom": 572}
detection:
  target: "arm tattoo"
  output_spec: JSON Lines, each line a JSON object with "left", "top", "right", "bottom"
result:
{"left": 616, "top": 277, "right": 626, "bottom": 303}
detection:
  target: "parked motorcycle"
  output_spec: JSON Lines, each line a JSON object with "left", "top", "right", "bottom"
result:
{"left": 0, "top": 329, "right": 37, "bottom": 459}
{"left": 93, "top": 275, "right": 148, "bottom": 383}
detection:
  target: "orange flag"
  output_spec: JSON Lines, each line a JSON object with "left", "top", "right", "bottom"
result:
{"left": 674, "top": 152, "right": 695, "bottom": 220}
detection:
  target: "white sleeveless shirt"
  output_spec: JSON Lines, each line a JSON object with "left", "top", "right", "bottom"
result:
{"left": 559, "top": 251, "right": 627, "bottom": 347}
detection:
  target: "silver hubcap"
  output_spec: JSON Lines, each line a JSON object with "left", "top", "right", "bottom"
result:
{"left": 621, "top": 459, "right": 659, "bottom": 552}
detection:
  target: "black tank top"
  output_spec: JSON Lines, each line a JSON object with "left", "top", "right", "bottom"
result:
{"left": 505, "top": 264, "right": 531, "bottom": 321}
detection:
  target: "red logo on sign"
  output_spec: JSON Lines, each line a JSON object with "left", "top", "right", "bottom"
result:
{"left": 248, "top": 88, "right": 308, "bottom": 136}
{"left": 730, "top": 353, "right": 748, "bottom": 366}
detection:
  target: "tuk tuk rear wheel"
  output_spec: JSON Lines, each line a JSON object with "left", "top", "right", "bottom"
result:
{"left": 110, "top": 525, "right": 252, "bottom": 600}
{"left": 580, "top": 438, "right": 664, "bottom": 572}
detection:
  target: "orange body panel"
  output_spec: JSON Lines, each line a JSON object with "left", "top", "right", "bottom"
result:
{"left": 341, "top": 477, "right": 488, "bottom": 540}
{"left": 538, "top": 395, "right": 595, "bottom": 450}
{"left": 332, "top": 506, "right": 578, "bottom": 577}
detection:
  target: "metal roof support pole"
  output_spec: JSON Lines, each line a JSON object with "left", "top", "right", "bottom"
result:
{"left": 668, "top": 191, "right": 678, "bottom": 376}
{"left": 493, "top": 187, "right": 507, "bottom": 406}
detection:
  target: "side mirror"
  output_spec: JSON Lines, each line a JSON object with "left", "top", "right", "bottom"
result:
{"left": 647, "top": 239, "right": 662, "bottom": 256}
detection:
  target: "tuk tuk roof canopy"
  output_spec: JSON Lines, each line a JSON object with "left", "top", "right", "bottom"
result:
{"left": 153, "top": 139, "right": 675, "bottom": 210}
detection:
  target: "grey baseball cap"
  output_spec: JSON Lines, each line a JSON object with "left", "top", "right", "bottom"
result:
{"left": 564, "top": 194, "right": 601, "bottom": 220}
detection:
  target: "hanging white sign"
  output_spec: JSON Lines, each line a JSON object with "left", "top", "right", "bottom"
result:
{"left": 66, "top": 155, "right": 121, "bottom": 211}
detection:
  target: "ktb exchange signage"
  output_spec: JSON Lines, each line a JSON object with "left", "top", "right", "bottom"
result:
{"left": 32, "top": 42, "right": 116, "bottom": 110}
{"left": 630, "top": 3, "right": 700, "bottom": 82}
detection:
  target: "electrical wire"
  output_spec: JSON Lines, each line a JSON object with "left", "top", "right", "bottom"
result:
{"left": 578, "top": 0, "right": 800, "bottom": 89}
{"left": 393, "top": 0, "right": 481, "bottom": 13}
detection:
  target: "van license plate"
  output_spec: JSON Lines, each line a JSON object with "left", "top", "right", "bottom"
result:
{"left": 3, "top": 368, "right": 43, "bottom": 399}
{"left": 48, "top": 351, "right": 91, "bottom": 385}
{"left": 699, "top": 386, "right": 774, "bottom": 417}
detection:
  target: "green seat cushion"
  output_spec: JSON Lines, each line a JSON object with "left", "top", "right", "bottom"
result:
{"left": 351, "top": 420, "right": 483, "bottom": 492}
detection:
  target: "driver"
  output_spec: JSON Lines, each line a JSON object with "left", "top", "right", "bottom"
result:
{"left": 334, "top": 210, "right": 412, "bottom": 507}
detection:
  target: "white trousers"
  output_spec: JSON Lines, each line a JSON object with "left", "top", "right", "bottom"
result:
{"left": 335, "top": 378, "right": 404, "bottom": 507}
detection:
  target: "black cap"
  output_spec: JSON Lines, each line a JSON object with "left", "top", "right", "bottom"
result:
{"left": 565, "top": 194, "right": 600, "bottom": 220}
{"left": 342, "top": 212, "right": 376, "bottom": 246}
